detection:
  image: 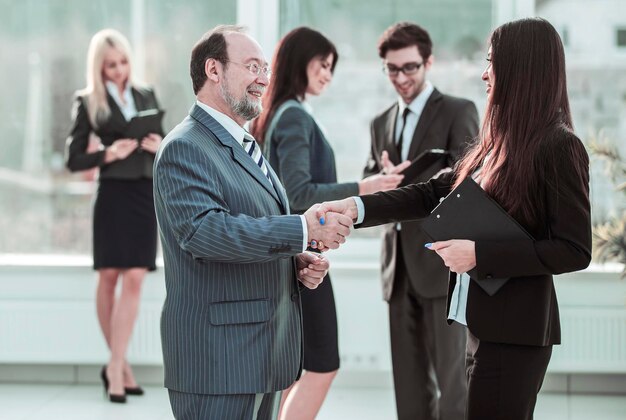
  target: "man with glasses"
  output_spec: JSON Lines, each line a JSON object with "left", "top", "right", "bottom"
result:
{"left": 363, "top": 22, "right": 479, "bottom": 420}
{"left": 154, "top": 25, "right": 353, "bottom": 419}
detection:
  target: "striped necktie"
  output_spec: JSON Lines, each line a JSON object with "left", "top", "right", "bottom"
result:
{"left": 243, "top": 132, "right": 272, "bottom": 183}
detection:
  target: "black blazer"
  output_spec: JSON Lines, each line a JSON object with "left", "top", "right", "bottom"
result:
{"left": 363, "top": 89, "right": 479, "bottom": 300}
{"left": 359, "top": 127, "right": 591, "bottom": 346}
{"left": 65, "top": 86, "right": 163, "bottom": 179}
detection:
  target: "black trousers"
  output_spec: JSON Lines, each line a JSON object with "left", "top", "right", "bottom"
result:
{"left": 389, "top": 249, "right": 467, "bottom": 420}
{"left": 466, "top": 330, "right": 552, "bottom": 420}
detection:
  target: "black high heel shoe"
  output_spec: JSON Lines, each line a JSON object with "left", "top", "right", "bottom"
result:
{"left": 100, "top": 365, "right": 127, "bottom": 403}
{"left": 123, "top": 363, "right": 144, "bottom": 396}
{"left": 124, "top": 386, "right": 144, "bottom": 396}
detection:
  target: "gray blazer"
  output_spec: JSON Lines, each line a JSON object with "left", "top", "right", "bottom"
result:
{"left": 153, "top": 104, "right": 305, "bottom": 395}
{"left": 363, "top": 89, "right": 479, "bottom": 300}
{"left": 265, "top": 100, "right": 358, "bottom": 213}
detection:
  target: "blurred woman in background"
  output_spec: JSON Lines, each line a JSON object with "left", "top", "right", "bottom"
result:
{"left": 66, "top": 28, "right": 163, "bottom": 404}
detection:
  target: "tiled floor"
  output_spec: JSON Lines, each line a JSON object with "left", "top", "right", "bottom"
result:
{"left": 0, "top": 383, "right": 624, "bottom": 420}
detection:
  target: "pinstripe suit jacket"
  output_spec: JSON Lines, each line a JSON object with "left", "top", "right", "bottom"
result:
{"left": 153, "top": 104, "right": 305, "bottom": 395}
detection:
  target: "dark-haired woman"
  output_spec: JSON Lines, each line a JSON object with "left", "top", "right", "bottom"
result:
{"left": 315, "top": 18, "right": 591, "bottom": 420}
{"left": 251, "top": 26, "right": 405, "bottom": 419}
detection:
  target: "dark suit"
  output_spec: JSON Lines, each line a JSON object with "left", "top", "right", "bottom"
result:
{"left": 359, "top": 127, "right": 591, "bottom": 419}
{"left": 65, "top": 86, "right": 163, "bottom": 270}
{"left": 153, "top": 105, "right": 305, "bottom": 419}
{"left": 363, "top": 88, "right": 479, "bottom": 420}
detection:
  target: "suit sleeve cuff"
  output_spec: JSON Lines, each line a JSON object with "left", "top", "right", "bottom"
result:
{"left": 299, "top": 215, "right": 308, "bottom": 252}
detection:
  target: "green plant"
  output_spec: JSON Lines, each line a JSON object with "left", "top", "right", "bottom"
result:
{"left": 588, "top": 134, "right": 626, "bottom": 278}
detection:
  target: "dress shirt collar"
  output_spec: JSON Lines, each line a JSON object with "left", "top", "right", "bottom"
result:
{"left": 397, "top": 80, "right": 434, "bottom": 117}
{"left": 105, "top": 80, "right": 136, "bottom": 120}
{"left": 195, "top": 100, "right": 247, "bottom": 147}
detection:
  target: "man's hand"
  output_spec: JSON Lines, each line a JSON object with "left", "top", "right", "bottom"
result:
{"left": 380, "top": 150, "right": 411, "bottom": 175}
{"left": 426, "top": 240, "right": 476, "bottom": 274}
{"left": 309, "top": 199, "right": 359, "bottom": 250}
{"left": 296, "top": 251, "right": 329, "bottom": 289}
{"left": 303, "top": 204, "right": 353, "bottom": 250}
{"left": 358, "top": 172, "right": 404, "bottom": 195}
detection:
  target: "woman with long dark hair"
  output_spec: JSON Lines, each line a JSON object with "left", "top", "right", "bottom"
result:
{"left": 251, "top": 27, "right": 405, "bottom": 419}
{"left": 316, "top": 18, "right": 591, "bottom": 419}
{"left": 66, "top": 29, "right": 163, "bottom": 403}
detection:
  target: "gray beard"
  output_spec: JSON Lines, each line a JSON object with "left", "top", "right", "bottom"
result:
{"left": 220, "top": 75, "right": 262, "bottom": 121}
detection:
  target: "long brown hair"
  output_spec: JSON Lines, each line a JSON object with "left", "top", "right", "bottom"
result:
{"left": 454, "top": 18, "right": 575, "bottom": 228}
{"left": 250, "top": 27, "right": 338, "bottom": 144}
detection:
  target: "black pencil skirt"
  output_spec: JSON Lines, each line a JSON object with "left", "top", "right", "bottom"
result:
{"left": 93, "top": 178, "right": 157, "bottom": 271}
{"left": 300, "top": 273, "right": 340, "bottom": 372}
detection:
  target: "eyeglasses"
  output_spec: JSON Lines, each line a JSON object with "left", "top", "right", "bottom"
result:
{"left": 226, "top": 61, "right": 272, "bottom": 77}
{"left": 383, "top": 62, "right": 424, "bottom": 76}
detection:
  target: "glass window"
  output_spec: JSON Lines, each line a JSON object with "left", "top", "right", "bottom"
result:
{"left": 0, "top": 0, "right": 236, "bottom": 254}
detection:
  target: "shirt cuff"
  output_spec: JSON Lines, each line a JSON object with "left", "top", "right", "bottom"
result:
{"left": 353, "top": 196, "right": 365, "bottom": 225}
{"left": 299, "top": 215, "right": 308, "bottom": 252}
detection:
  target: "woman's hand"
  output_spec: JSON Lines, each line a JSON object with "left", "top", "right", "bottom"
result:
{"left": 426, "top": 239, "right": 476, "bottom": 274}
{"left": 140, "top": 133, "right": 162, "bottom": 154}
{"left": 105, "top": 138, "right": 139, "bottom": 163}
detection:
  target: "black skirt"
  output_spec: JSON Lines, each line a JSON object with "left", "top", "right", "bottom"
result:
{"left": 300, "top": 274, "right": 340, "bottom": 372}
{"left": 93, "top": 178, "right": 157, "bottom": 271}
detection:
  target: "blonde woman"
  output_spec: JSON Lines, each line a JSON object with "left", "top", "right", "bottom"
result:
{"left": 66, "top": 28, "right": 163, "bottom": 403}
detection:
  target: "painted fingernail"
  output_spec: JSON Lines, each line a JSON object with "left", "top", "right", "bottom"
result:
{"left": 310, "top": 240, "right": 317, "bottom": 247}
{"left": 319, "top": 217, "right": 325, "bottom": 225}
{"left": 424, "top": 243, "right": 432, "bottom": 248}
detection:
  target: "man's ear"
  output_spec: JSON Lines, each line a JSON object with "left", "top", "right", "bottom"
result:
{"left": 425, "top": 55, "right": 434, "bottom": 71}
{"left": 205, "top": 58, "right": 220, "bottom": 83}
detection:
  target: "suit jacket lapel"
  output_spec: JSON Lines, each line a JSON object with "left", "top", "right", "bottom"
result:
{"left": 384, "top": 104, "right": 402, "bottom": 163}
{"left": 106, "top": 93, "right": 128, "bottom": 130}
{"left": 131, "top": 88, "right": 147, "bottom": 111}
{"left": 407, "top": 89, "right": 443, "bottom": 160}
{"left": 265, "top": 164, "right": 289, "bottom": 213}
{"left": 189, "top": 105, "right": 282, "bottom": 206}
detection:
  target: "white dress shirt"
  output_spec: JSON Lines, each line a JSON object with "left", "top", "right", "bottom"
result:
{"left": 105, "top": 81, "right": 137, "bottom": 121}
{"left": 395, "top": 81, "right": 434, "bottom": 161}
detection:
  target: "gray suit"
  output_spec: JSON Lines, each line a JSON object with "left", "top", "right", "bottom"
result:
{"left": 154, "top": 105, "right": 304, "bottom": 417}
{"left": 364, "top": 89, "right": 479, "bottom": 420}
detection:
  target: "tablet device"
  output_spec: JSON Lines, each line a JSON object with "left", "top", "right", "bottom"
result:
{"left": 124, "top": 109, "right": 164, "bottom": 140}
{"left": 398, "top": 149, "right": 449, "bottom": 187}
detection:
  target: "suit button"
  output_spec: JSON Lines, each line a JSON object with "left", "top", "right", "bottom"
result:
{"left": 486, "top": 274, "right": 493, "bottom": 279}
{"left": 291, "top": 293, "right": 299, "bottom": 301}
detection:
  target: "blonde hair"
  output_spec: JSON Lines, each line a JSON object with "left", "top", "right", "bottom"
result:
{"left": 78, "top": 29, "right": 134, "bottom": 127}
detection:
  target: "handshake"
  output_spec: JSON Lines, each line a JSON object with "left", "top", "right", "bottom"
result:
{"left": 303, "top": 199, "right": 360, "bottom": 251}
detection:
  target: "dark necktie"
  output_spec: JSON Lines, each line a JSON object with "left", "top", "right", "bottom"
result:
{"left": 243, "top": 132, "right": 272, "bottom": 184}
{"left": 397, "top": 107, "right": 411, "bottom": 159}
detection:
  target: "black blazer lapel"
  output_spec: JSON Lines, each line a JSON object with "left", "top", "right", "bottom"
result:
{"left": 407, "top": 89, "right": 443, "bottom": 160}
{"left": 383, "top": 104, "right": 402, "bottom": 163}
{"left": 189, "top": 105, "right": 282, "bottom": 206}
{"left": 106, "top": 93, "right": 129, "bottom": 130}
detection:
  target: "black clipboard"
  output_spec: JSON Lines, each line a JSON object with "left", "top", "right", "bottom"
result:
{"left": 421, "top": 177, "right": 534, "bottom": 296}
{"left": 398, "top": 149, "right": 449, "bottom": 187}
{"left": 124, "top": 109, "right": 164, "bottom": 140}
